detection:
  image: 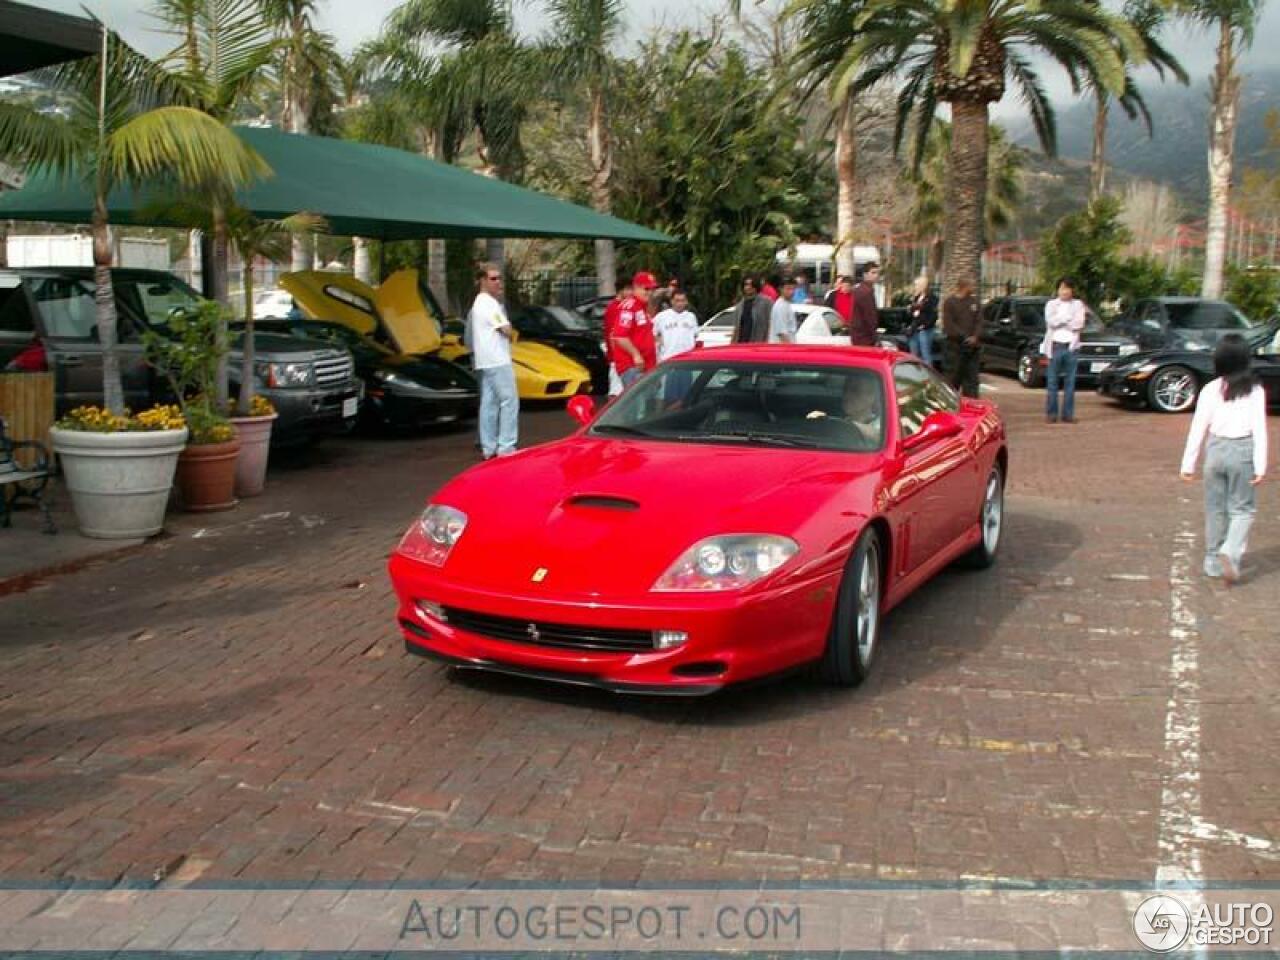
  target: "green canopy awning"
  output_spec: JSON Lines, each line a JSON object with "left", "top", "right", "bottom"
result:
{"left": 0, "top": 0, "right": 98, "bottom": 78}
{"left": 0, "top": 125, "right": 673, "bottom": 243}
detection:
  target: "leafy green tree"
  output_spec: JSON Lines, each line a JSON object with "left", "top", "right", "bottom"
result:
{"left": 1037, "top": 195, "right": 1131, "bottom": 309}
{"left": 0, "top": 30, "right": 265, "bottom": 414}
{"left": 788, "top": 0, "right": 1142, "bottom": 298}
{"left": 1225, "top": 264, "right": 1280, "bottom": 321}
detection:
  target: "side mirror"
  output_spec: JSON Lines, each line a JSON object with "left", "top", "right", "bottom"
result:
{"left": 901, "top": 410, "right": 964, "bottom": 453}
{"left": 567, "top": 394, "right": 596, "bottom": 426}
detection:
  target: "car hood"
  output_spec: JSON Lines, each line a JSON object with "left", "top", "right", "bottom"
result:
{"left": 512, "top": 340, "right": 591, "bottom": 379}
{"left": 1079, "top": 330, "right": 1136, "bottom": 346}
{"left": 1106, "top": 345, "right": 1216, "bottom": 370}
{"left": 281, "top": 269, "right": 442, "bottom": 356}
{"left": 429, "top": 437, "right": 877, "bottom": 599}
{"left": 381, "top": 354, "right": 477, "bottom": 391}
{"left": 230, "top": 331, "right": 342, "bottom": 361}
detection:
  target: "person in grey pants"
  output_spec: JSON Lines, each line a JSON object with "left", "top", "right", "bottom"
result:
{"left": 1179, "top": 334, "right": 1268, "bottom": 583}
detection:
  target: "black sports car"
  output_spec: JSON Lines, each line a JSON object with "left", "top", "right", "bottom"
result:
{"left": 510, "top": 305, "right": 610, "bottom": 395}
{"left": 1097, "top": 325, "right": 1280, "bottom": 413}
{"left": 261, "top": 318, "right": 479, "bottom": 428}
{"left": 980, "top": 296, "right": 1138, "bottom": 388}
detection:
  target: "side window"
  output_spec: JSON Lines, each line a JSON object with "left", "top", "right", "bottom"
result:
{"left": 708, "top": 310, "right": 735, "bottom": 329}
{"left": 132, "top": 279, "right": 203, "bottom": 329}
{"left": 894, "top": 362, "right": 932, "bottom": 438}
{"left": 29, "top": 277, "right": 97, "bottom": 339}
{"left": 1016, "top": 304, "right": 1043, "bottom": 330}
{"left": 0, "top": 281, "right": 35, "bottom": 334}
{"left": 323, "top": 284, "right": 377, "bottom": 318}
{"left": 923, "top": 366, "right": 960, "bottom": 414}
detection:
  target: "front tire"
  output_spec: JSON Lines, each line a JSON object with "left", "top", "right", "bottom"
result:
{"left": 819, "top": 529, "right": 883, "bottom": 687}
{"left": 1147, "top": 365, "right": 1198, "bottom": 413}
{"left": 960, "top": 463, "right": 1005, "bottom": 569}
{"left": 1017, "top": 350, "right": 1043, "bottom": 388}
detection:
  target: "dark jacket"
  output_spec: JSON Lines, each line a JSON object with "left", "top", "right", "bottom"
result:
{"left": 733, "top": 295, "right": 772, "bottom": 343}
{"left": 849, "top": 282, "right": 878, "bottom": 346}
{"left": 941, "top": 292, "right": 983, "bottom": 341}
{"left": 907, "top": 292, "right": 938, "bottom": 334}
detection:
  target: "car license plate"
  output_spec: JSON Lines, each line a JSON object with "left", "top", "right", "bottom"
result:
{"left": 1090, "top": 361, "right": 1108, "bottom": 373}
{"left": 342, "top": 396, "right": 358, "bottom": 418}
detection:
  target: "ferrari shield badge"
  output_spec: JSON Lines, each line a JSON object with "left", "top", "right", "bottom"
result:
{"left": 531, "top": 567, "right": 548, "bottom": 583}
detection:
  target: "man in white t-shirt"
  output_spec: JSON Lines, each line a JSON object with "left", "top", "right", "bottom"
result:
{"left": 769, "top": 279, "right": 799, "bottom": 343}
{"left": 652, "top": 291, "right": 699, "bottom": 362}
{"left": 467, "top": 262, "right": 518, "bottom": 458}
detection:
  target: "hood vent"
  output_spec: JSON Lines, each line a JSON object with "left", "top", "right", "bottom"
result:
{"left": 566, "top": 494, "right": 640, "bottom": 511}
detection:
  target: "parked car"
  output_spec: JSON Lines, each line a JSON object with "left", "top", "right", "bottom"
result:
{"left": 1109, "top": 297, "right": 1257, "bottom": 353}
{"left": 258, "top": 316, "right": 479, "bottom": 429}
{"left": 572, "top": 295, "right": 611, "bottom": 332}
{"left": 1097, "top": 324, "right": 1280, "bottom": 413}
{"left": 0, "top": 267, "right": 360, "bottom": 445}
{"left": 388, "top": 345, "right": 1007, "bottom": 693}
{"left": 509, "top": 305, "right": 609, "bottom": 395}
{"left": 696, "top": 303, "right": 901, "bottom": 350}
{"left": 979, "top": 296, "right": 1138, "bottom": 388}
{"left": 282, "top": 269, "right": 592, "bottom": 401}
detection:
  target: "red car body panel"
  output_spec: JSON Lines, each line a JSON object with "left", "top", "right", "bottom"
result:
{"left": 388, "top": 346, "right": 1006, "bottom": 693}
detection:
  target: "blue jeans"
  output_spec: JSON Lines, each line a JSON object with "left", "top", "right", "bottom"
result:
{"left": 477, "top": 364, "right": 518, "bottom": 456}
{"left": 908, "top": 329, "right": 934, "bottom": 367}
{"left": 1045, "top": 344, "right": 1078, "bottom": 419}
{"left": 1203, "top": 436, "right": 1256, "bottom": 576}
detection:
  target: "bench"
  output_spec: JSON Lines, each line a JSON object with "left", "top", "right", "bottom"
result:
{"left": 0, "top": 416, "right": 55, "bottom": 534}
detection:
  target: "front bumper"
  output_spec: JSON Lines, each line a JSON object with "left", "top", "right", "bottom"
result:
{"left": 1096, "top": 370, "right": 1144, "bottom": 400}
{"left": 267, "top": 384, "right": 360, "bottom": 443}
{"left": 388, "top": 552, "right": 836, "bottom": 694}
{"left": 370, "top": 390, "right": 479, "bottom": 428}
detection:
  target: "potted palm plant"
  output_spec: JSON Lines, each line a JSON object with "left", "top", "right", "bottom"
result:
{"left": 144, "top": 301, "right": 241, "bottom": 512}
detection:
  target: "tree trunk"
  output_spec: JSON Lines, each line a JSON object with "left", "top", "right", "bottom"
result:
{"left": 427, "top": 238, "right": 448, "bottom": 308}
{"left": 92, "top": 201, "right": 125, "bottom": 415}
{"left": 485, "top": 237, "right": 505, "bottom": 274}
{"left": 237, "top": 256, "right": 255, "bottom": 415}
{"left": 588, "top": 86, "right": 615, "bottom": 297}
{"left": 1090, "top": 93, "right": 1109, "bottom": 201}
{"left": 1203, "top": 19, "right": 1241, "bottom": 299}
{"left": 834, "top": 90, "right": 857, "bottom": 279}
{"left": 353, "top": 237, "right": 372, "bottom": 284}
{"left": 211, "top": 201, "right": 230, "bottom": 407}
{"left": 943, "top": 99, "right": 991, "bottom": 299}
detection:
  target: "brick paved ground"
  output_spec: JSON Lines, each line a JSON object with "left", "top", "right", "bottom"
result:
{"left": 0, "top": 377, "right": 1276, "bottom": 887}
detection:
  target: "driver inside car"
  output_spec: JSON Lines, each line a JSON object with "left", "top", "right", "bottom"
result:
{"left": 807, "top": 375, "right": 882, "bottom": 445}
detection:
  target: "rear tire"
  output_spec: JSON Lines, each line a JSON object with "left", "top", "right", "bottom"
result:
{"left": 960, "top": 463, "right": 1004, "bottom": 569}
{"left": 819, "top": 529, "right": 883, "bottom": 687}
{"left": 1017, "top": 350, "right": 1042, "bottom": 388}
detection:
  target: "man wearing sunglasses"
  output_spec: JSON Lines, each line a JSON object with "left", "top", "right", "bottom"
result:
{"left": 468, "top": 263, "right": 518, "bottom": 458}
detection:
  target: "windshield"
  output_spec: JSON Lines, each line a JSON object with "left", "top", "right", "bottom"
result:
{"left": 542, "top": 306, "right": 593, "bottom": 332}
{"left": 1167, "top": 302, "right": 1253, "bottom": 330}
{"left": 590, "top": 362, "right": 886, "bottom": 453}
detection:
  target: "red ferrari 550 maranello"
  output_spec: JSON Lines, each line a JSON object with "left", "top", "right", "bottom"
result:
{"left": 388, "top": 346, "right": 1007, "bottom": 695}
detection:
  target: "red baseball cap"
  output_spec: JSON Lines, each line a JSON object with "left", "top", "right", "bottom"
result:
{"left": 631, "top": 271, "right": 659, "bottom": 289}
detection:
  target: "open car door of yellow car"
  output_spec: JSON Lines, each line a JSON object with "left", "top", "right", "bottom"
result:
{"left": 278, "top": 272, "right": 380, "bottom": 337}
{"left": 372, "top": 269, "right": 442, "bottom": 356}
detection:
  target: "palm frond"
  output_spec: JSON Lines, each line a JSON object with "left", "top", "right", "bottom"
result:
{"left": 0, "top": 103, "right": 83, "bottom": 176}
{"left": 106, "top": 105, "right": 269, "bottom": 188}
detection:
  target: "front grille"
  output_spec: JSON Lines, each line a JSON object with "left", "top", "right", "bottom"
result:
{"left": 545, "top": 380, "right": 569, "bottom": 395}
{"left": 1079, "top": 342, "right": 1121, "bottom": 357}
{"left": 314, "top": 352, "right": 354, "bottom": 388}
{"left": 442, "top": 606, "right": 655, "bottom": 653}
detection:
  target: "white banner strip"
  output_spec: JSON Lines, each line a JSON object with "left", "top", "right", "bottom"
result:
{"left": 0, "top": 887, "right": 1274, "bottom": 952}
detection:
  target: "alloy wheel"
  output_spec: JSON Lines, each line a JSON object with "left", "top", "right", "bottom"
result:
{"left": 855, "top": 539, "right": 880, "bottom": 668}
{"left": 1017, "top": 352, "right": 1038, "bottom": 387}
{"left": 982, "top": 469, "right": 1003, "bottom": 556}
{"left": 1150, "top": 367, "right": 1197, "bottom": 413}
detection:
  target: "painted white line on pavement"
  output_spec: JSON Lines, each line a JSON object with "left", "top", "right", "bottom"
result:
{"left": 1191, "top": 819, "right": 1279, "bottom": 858}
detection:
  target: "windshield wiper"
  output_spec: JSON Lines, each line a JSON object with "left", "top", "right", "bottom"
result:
{"left": 592, "top": 424, "right": 657, "bottom": 438}
{"left": 689, "top": 429, "right": 825, "bottom": 449}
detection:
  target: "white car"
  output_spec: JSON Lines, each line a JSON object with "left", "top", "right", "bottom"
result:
{"left": 696, "top": 302, "right": 897, "bottom": 349}
{"left": 253, "top": 288, "right": 296, "bottom": 320}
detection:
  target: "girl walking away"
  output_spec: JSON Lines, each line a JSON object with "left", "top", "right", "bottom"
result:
{"left": 1180, "top": 334, "right": 1268, "bottom": 584}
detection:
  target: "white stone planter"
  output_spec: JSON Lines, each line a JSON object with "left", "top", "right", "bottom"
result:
{"left": 50, "top": 427, "right": 189, "bottom": 539}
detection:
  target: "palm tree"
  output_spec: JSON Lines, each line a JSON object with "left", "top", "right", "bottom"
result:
{"left": 908, "top": 119, "right": 1024, "bottom": 276}
{"left": 790, "top": 0, "right": 1142, "bottom": 297}
{"left": 153, "top": 0, "right": 278, "bottom": 401}
{"left": 262, "top": 0, "right": 339, "bottom": 269}
{"left": 0, "top": 28, "right": 265, "bottom": 414}
{"left": 1175, "top": 0, "right": 1265, "bottom": 297}
{"left": 1088, "top": 0, "right": 1186, "bottom": 200}
{"left": 542, "top": 0, "right": 625, "bottom": 296}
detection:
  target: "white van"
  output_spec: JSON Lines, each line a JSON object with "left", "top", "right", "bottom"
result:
{"left": 775, "top": 243, "right": 881, "bottom": 295}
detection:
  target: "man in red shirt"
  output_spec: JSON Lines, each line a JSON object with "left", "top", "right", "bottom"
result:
{"left": 824, "top": 275, "right": 854, "bottom": 327}
{"left": 760, "top": 276, "right": 780, "bottom": 302}
{"left": 612, "top": 271, "right": 658, "bottom": 388}
{"left": 849, "top": 262, "right": 881, "bottom": 346}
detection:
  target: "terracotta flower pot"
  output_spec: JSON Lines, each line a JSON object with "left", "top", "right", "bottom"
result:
{"left": 176, "top": 436, "right": 242, "bottom": 512}
{"left": 229, "top": 413, "right": 276, "bottom": 498}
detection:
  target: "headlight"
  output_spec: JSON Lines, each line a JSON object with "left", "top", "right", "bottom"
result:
{"left": 1183, "top": 341, "right": 1210, "bottom": 352}
{"left": 1118, "top": 344, "right": 1139, "bottom": 356}
{"left": 653, "top": 534, "right": 798, "bottom": 592}
{"left": 1128, "top": 362, "right": 1160, "bottom": 380}
{"left": 396, "top": 504, "right": 468, "bottom": 567}
{"left": 376, "top": 370, "right": 413, "bottom": 387}
{"left": 255, "top": 361, "right": 314, "bottom": 388}
{"left": 599, "top": 342, "right": 609, "bottom": 355}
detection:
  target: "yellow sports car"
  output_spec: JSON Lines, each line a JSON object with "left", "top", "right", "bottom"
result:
{"left": 279, "top": 270, "right": 591, "bottom": 401}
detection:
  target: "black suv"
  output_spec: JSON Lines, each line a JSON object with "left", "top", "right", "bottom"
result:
{"left": 980, "top": 296, "right": 1137, "bottom": 388}
{"left": 1109, "top": 297, "right": 1257, "bottom": 352}
{"left": 0, "top": 268, "right": 361, "bottom": 444}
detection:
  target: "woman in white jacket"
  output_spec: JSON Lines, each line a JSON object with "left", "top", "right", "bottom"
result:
{"left": 1180, "top": 334, "right": 1268, "bottom": 583}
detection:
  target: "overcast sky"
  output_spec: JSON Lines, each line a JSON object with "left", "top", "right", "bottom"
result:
{"left": 35, "top": 0, "right": 1280, "bottom": 119}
